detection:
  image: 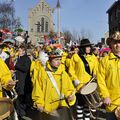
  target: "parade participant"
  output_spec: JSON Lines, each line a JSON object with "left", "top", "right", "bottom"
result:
{"left": 14, "top": 45, "right": 32, "bottom": 120}
{"left": 32, "top": 48, "right": 76, "bottom": 120}
{"left": 34, "top": 44, "right": 42, "bottom": 59}
{"left": 99, "top": 47, "right": 111, "bottom": 60}
{"left": 78, "top": 39, "right": 98, "bottom": 120}
{"left": 97, "top": 31, "right": 120, "bottom": 120}
{"left": 0, "top": 44, "right": 9, "bottom": 61}
{"left": 67, "top": 45, "right": 81, "bottom": 86}
{"left": 31, "top": 49, "right": 49, "bottom": 86}
{"left": 4, "top": 51, "right": 17, "bottom": 99}
{"left": 0, "top": 57, "right": 16, "bottom": 97}
{"left": 68, "top": 39, "right": 98, "bottom": 120}
{"left": 93, "top": 46, "right": 100, "bottom": 60}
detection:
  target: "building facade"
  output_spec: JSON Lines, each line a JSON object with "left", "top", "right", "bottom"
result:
{"left": 28, "top": 0, "right": 54, "bottom": 44}
{"left": 107, "top": 0, "right": 120, "bottom": 36}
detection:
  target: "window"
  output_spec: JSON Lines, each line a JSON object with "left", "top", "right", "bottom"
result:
{"left": 37, "top": 22, "right": 40, "bottom": 32}
{"left": 41, "top": 17, "right": 44, "bottom": 32}
{"left": 42, "top": 2, "right": 44, "bottom": 11}
{"left": 45, "top": 22, "right": 48, "bottom": 32}
{"left": 31, "top": 28, "right": 33, "bottom": 32}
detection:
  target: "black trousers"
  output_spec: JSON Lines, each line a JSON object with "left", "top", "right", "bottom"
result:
{"left": 26, "top": 107, "right": 73, "bottom": 120}
{"left": 106, "top": 112, "right": 117, "bottom": 120}
{"left": 14, "top": 94, "right": 32, "bottom": 118}
{"left": 14, "top": 95, "right": 26, "bottom": 118}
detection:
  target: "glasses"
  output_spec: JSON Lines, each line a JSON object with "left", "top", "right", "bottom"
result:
{"left": 112, "top": 40, "right": 120, "bottom": 44}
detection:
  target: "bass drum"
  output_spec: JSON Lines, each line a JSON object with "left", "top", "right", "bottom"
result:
{"left": 26, "top": 107, "right": 74, "bottom": 120}
{"left": 0, "top": 97, "right": 14, "bottom": 120}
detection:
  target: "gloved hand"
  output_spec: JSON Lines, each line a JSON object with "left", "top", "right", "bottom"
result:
{"left": 73, "top": 80, "right": 80, "bottom": 87}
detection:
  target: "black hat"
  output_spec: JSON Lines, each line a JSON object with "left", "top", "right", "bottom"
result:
{"left": 80, "top": 39, "right": 93, "bottom": 47}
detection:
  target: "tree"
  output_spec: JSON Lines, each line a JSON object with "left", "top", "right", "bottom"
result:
{"left": 71, "top": 29, "right": 80, "bottom": 43}
{"left": 80, "top": 29, "right": 93, "bottom": 41}
{"left": 0, "top": 1, "right": 16, "bottom": 30}
{"left": 62, "top": 29, "right": 72, "bottom": 45}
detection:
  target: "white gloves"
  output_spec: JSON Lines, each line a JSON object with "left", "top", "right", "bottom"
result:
{"left": 73, "top": 80, "right": 80, "bottom": 87}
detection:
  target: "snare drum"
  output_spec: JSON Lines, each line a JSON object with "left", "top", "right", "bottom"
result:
{"left": 80, "top": 82, "right": 102, "bottom": 108}
{"left": 0, "top": 97, "right": 14, "bottom": 119}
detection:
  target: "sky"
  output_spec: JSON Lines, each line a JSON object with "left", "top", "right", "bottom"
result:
{"left": 13, "top": 0, "right": 116, "bottom": 43}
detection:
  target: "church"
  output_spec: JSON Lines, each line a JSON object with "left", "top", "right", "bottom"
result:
{"left": 28, "top": 0, "right": 54, "bottom": 44}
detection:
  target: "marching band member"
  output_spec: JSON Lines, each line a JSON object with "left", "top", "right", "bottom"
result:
{"left": 97, "top": 31, "right": 120, "bottom": 120}
{"left": 32, "top": 48, "right": 76, "bottom": 120}
{"left": 0, "top": 57, "right": 16, "bottom": 97}
{"left": 68, "top": 39, "right": 98, "bottom": 120}
{"left": 78, "top": 39, "right": 98, "bottom": 120}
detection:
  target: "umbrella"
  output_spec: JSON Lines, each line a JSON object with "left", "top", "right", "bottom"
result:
{"left": 14, "top": 36, "right": 25, "bottom": 42}
{"left": 3, "top": 38, "right": 15, "bottom": 44}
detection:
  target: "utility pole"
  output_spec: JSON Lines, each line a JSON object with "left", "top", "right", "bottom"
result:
{"left": 56, "top": 0, "right": 61, "bottom": 44}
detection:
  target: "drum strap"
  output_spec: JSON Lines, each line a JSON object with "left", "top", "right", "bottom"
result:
{"left": 80, "top": 55, "right": 91, "bottom": 76}
{"left": 46, "top": 71, "right": 64, "bottom": 99}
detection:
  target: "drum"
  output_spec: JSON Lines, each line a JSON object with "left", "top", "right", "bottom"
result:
{"left": 0, "top": 97, "right": 14, "bottom": 120}
{"left": 80, "top": 82, "right": 102, "bottom": 108}
{"left": 115, "top": 106, "right": 120, "bottom": 120}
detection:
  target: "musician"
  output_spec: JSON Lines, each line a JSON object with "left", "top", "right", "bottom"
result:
{"left": 32, "top": 48, "right": 76, "bottom": 120}
{"left": 97, "top": 31, "right": 120, "bottom": 120}
{"left": 0, "top": 58, "right": 16, "bottom": 97}
{"left": 68, "top": 39, "right": 98, "bottom": 120}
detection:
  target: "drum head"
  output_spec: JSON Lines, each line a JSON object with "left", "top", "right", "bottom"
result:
{"left": 0, "top": 98, "right": 13, "bottom": 118}
{"left": 80, "top": 82, "right": 97, "bottom": 95}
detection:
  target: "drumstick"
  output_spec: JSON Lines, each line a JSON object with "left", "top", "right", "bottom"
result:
{"left": 112, "top": 96, "right": 120, "bottom": 102}
{"left": 50, "top": 90, "right": 76, "bottom": 104}
{"left": 86, "top": 76, "right": 96, "bottom": 85}
{"left": 50, "top": 98, "right": 65, "bottom": 104}
{"left": 111, "top": 103, "right": 120, "bottom": 107}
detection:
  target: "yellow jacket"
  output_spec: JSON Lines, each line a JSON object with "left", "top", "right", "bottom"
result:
{"left": 32, "top": 62, "right": 76, "bottom": 113}
{"left": 68, "top": 53, "right": 98, "bottom": 89}
{"left": 61, "top": 52, "right": 68, "bottom": 64}
{"left": 31, "top": 60, "right": 43, "bottom": 85}
{"left": 97, "top": 53, "right": 120, "bottom": 112}
{"left": 0, "top": 58, "right": 12, "bottom": 97}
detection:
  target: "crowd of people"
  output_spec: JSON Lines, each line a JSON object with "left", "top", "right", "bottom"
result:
{"left": 0, "top": 31, "right": 120, "bottom": 120}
